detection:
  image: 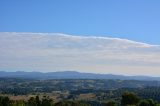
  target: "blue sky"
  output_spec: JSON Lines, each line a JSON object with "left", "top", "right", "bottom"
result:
{"left": 1, "top": 0, "right": 160, "bottom": 45}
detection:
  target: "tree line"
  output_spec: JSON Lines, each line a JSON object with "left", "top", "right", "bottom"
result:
{"left": 1, "top": 92, "right": 160, "bottom": 106}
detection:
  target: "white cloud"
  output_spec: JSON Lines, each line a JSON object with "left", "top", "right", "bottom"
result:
{"left": 0, "top": 32, "right": 160, "bottom": 76}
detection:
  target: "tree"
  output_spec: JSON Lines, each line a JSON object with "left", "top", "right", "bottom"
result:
{"left": 147, "top": 99, "right": 155, "bottom": 106}
{"left": 121, "top": 92, "right": 140, "bottom": 106}
{"left": 41, "top": 96, "right": 53, "bottom": 106}
{"left": 36, "top": 96, "right": 41, "bottom": 106}
{"left": 28, "top": 97, "right": 36, "bottom": 106}
{"left": 103, "top": 101, "right": 117, "bottom": 106}
{"left": 0, "top": 96, "right": 10, "bottom": 106}
{"left": 54, "top": 101, "right": 90, "bottom": 106}
{"left": 139, "top": 100, "right": 150, "bottom": 106}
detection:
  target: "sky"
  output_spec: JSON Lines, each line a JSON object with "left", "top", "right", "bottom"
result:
{"left": 0, "top": 0, "right": 160, "bottom": 76}
{"left": 1, "top": 0, "right": 160, "bottom": 45}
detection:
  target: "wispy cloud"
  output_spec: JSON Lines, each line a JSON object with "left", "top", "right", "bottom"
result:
{"left": 0, "top": 32, "right": 160, "bottom": 76}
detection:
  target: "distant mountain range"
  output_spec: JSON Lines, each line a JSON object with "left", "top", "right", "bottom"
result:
{"left": 0, "top": 71, "right": 160, "bottom": 81}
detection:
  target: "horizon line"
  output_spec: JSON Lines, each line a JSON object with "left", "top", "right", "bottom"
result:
{"left": 0, "top": 70, "right": 160, "bottom": 78}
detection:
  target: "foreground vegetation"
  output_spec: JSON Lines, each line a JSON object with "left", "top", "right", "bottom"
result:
{"left": 1, "top": 92, "right": 160, "bottom": 106}
{"left": 0, "top": 78, "right": 160, "bottom": 106}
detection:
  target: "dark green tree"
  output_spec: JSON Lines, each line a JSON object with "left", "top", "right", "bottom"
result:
{"left": 54, "top": 101, "right": 90, "bottom": 106}
{"left": 147, "top": 99, "right": 155, "bottom": 106}
{"left": 0, "top": 96, "right": 10, "bottom": 106}
{"left": 28, "top": 97, "right": 36, "bottom": 106}
{"left": 139, "top": 100, "right": 150, "bottom": 106}
{"left": 41, "top": 96, "right": 53, "bottom": 106}
{"left": 36, "top": 96, "right": 41, "bottom": 106}
{"left": 103, "top": 101, "right": 117, "bottom": 106}
{"left": 121, "top": 92, "right": 140, "bottom": 106}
